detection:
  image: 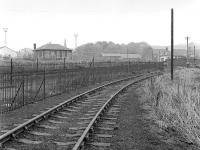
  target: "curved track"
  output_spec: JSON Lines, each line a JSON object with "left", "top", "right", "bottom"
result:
{"left": 0, "top": 72, "right": 160, "bottom": 150}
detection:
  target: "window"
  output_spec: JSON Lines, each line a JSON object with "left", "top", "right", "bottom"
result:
{"left": 39, "top": 51, "right": 42, "bottom": 58}
{"left": 54, "top": 51, "right": 57, "bottom": 58}
{"left": 60, "top": 51, "right": 62, "bottom": 58}
{"left": 43, "top": 51, "right": 45, "bottom": 58}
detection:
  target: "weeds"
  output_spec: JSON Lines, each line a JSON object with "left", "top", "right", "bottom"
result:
{"left": 140, "top": 68, "right": 200, "bottom": 149}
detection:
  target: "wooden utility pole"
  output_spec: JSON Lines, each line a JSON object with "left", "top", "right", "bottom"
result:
{"left": 3, "top": 28, "right": 8, "bottom": 46}
{"left": 127, "top": 48, "right": 129, "bottom": 72}
{"left": 185, "top": 36, "right": 190, "bottom": 67}
{"left": 171, "top": 8, "right": 174, "bottom": 80}
{"left": 74, "top": 33, "right": 78, "bottom": 50}
{"left": 194, "top": 45, "right": 196, "bottom": 66}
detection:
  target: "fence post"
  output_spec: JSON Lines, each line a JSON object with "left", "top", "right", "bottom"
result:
{"left": 22, "top": 68, "right": 25, "bottom": 106}
{"left": 59, "top": 69, "right": 62, "bottom": 93}
{"left": 128, "top": 60, "right": 130, "bottom": 73}
{"left": 64, "top": 66, "right": 67, "bottom": 92}
{"left": 43, "top": 68, "right": 46, "bottom": 100}
{"left": 36, "top": 58, "right": 39, "bottom": 72}
{"left": 64, "top": 58, "right": 66, "bottom": 70}
{"left": 10, "top": 58, "right": 13, "bottom": 84}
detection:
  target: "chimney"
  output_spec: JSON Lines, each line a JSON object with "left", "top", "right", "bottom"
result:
{"left": 64, "top": 38, "right": 67, "bottom": 47}
{"left": 33, "top": 43, "right": 36, "bottom": 50}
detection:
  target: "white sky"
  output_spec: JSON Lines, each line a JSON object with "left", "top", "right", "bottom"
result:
{"left": 0, "top": 0, "right": 200, "bottom": 50}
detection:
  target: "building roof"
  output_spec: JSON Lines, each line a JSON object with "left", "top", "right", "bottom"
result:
{"left": 0, "top": 46, "right": 17, "bottom": 57}
{"left": 35, "top": 43, "right": 72, "bottom": 51}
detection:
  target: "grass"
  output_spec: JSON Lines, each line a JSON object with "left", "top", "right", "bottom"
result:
{"left": 140, "top": 67, "right": 200, "bottom": 149}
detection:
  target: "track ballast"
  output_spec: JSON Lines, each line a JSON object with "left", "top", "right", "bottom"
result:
{"left": 0, "top": 72, "right": 160, "bottom": 150}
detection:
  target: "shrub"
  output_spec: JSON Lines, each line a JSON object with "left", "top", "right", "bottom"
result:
{"left": 141, "top": 68, "right": 200, "bottom": 148}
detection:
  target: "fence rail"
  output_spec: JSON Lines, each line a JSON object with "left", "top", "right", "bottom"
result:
{"left": 0, "top": 61, "right": 164, "bottom": 114}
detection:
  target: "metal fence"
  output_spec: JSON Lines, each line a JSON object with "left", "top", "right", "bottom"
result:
{"left": 165, "top": 58, "right": 200, "bottom": 67}
{"left": 0, "top": 62, "right": 163, "bottom": 113}
{"left": 0, "top": 59, "right": 90, "bottom": 74}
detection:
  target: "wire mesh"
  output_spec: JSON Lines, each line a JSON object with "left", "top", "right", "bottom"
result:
{"left": 0, "top": 62, "right": 164, "bottom": 113}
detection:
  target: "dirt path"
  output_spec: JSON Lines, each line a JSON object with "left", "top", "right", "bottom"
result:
{"left": 111, "top": 83, "right": 175, "bottom": 150}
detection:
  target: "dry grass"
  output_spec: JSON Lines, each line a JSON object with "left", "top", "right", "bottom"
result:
{"left": 140, "top": 67, "right": 200, "bottom": 149}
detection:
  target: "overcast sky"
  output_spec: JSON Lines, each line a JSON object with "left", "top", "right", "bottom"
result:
{"left": 0, "top": 0, "right": 199, "bottom": 50}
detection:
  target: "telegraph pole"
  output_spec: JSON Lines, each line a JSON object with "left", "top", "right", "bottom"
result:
{"left": 74, "top": 33, "right": 78, "bottom": 50}
{"left": 127, "top": 47, "right": 128, "bottom": 60}
{"left": 194, "top": 45, "right": 196, "bottom": 66}
{"left": 127, "top": 47, "right": 129, "bottom": 72}
{"left": 185, "top": 36, "right": 190, "bottom": 67}
{"left": 171, "top": 8, "right": 174, "bottom": 80}
{"left": 3, "top": 28, "right": 8, "bottom": 46}
{"left": 64, "top": 38, "right": 67, "bottom": 47}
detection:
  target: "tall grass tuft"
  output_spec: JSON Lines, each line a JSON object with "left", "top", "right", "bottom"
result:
{"left": 141, "top": 68, "right": 200, "bottom": 148}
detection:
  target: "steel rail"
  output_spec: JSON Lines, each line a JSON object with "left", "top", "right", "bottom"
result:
{"left": 0, "top": 73, "right": 148, "bottom": 147}
{"left": 72, "top": 72, "right": 160, "bottom": 150}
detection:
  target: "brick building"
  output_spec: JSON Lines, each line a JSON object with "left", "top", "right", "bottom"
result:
{"left": 33, "top": 42, "right": 72, "bottom": 60}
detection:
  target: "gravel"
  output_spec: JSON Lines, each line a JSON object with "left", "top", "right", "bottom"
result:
{"left": 0, "top": 80, "right": 115, "bottom": 134}
{"left": 111, "top": 83, "right": 179, "bottom": 150}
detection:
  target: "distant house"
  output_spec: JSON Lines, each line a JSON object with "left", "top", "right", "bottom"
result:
{"left": 160, "top": 56, "right": 169, "bottom": 62}
{"left": 0, "top": 46, "right": 17, "bottom": 58}
{"left": 33, "top": 43, "right": 72, "bottom": 60}
{"left": 153, "top": 48, "right": 170, "bottom": 62}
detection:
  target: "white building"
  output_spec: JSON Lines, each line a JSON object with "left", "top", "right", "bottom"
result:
{"left": 160, "top": 56, "right": 169, "bottom": 62}
{"left": 0, "top": 46, "right": 17, "bottom": 58}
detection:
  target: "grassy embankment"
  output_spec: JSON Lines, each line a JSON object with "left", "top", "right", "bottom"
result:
{"left": 140, "top": 68, "right": 200, "bottom": 149}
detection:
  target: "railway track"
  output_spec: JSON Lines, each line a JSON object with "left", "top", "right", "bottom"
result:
{"left": 0, "top": 72, "right": 160, "bottom": 150}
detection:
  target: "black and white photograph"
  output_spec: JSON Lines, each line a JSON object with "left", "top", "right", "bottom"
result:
{"left": 0, "top": 0, "right": 200, "bottom": 149}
